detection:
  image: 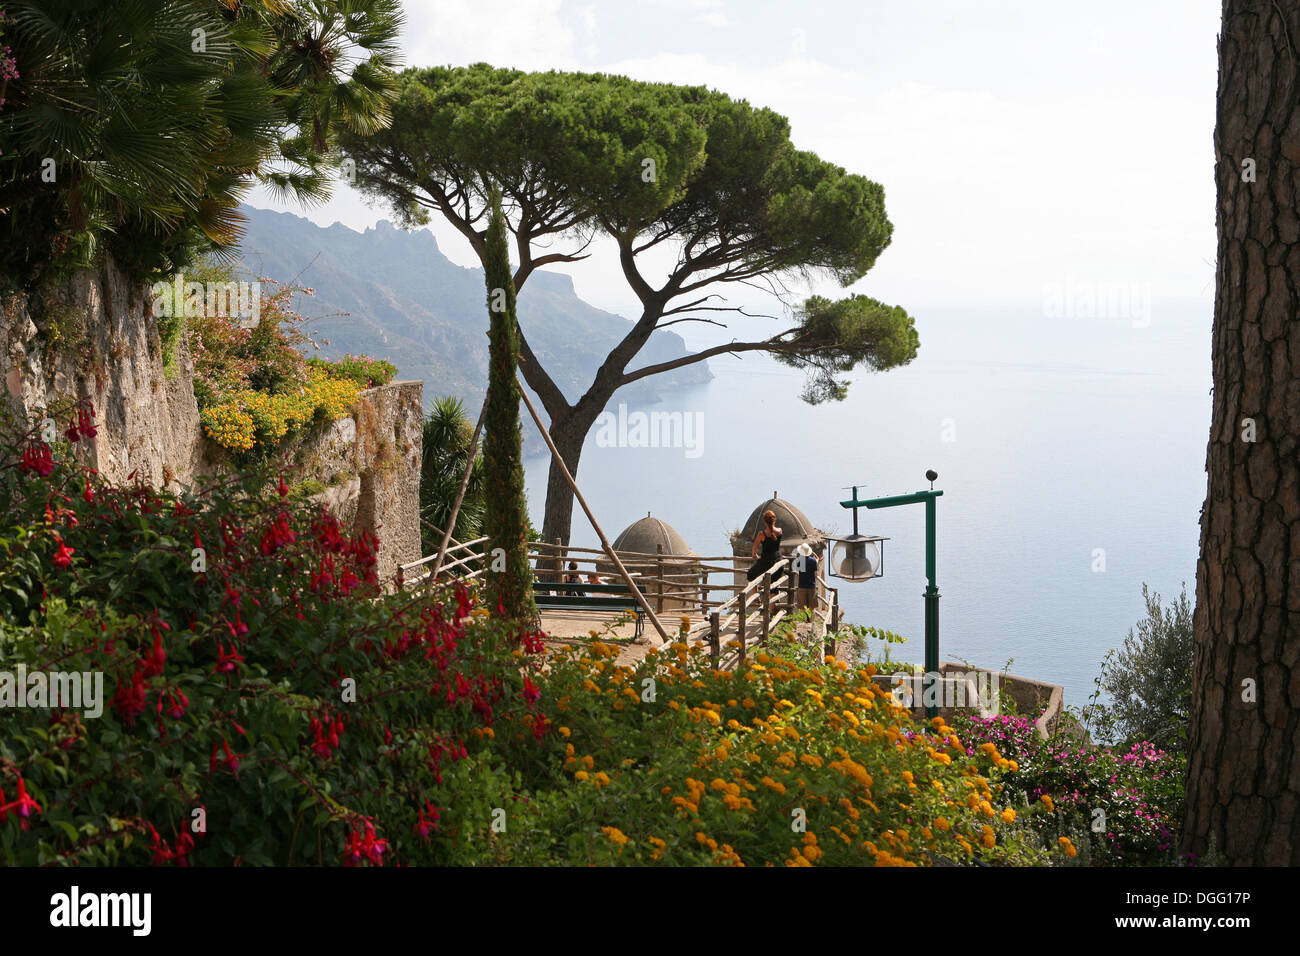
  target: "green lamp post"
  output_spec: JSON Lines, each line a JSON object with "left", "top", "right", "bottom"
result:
{"left": 837, "top": 470, "right": 944, "bottom": 718}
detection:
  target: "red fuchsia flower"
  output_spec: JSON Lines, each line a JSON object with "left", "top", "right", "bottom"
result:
{"left": 313, "top": 512, "right": 346, "bottom": 552}
{"left": 209, "top": 739, "right": 244, "bottom": 776}
{"left": 20, "top": 441, "right": 54, "bottom": 477}
{"left": 50, "top": 530, "right": 74, "bottom": 567}
{"left": 82, "top": 478, "right": 94, "bottom": 503}
{"left": 156, "top": 689, "right": 189, "bottom": 726}
{"left": 341, "top": 820, "right": 388, "bottom": 867}
{"left": 112, "top": 667, "right": 148, "bottom": 725}
{"left": 531, "top": 713, "right": 551, "bottom": 741}
{"left": 278, "top": 475, "right": 289, "bottom": 498}
{"left": 72, "top": 403, "right": 98, "bottom": 441}
{"left": 521, "top": 675, "right": 541, "bottom": 705}
{"left": 258, "top": 512, "right": 298, "bottom": 555}
{"left": 0, "top": 777, "right": 42, "bottom": 827}
{"left": 226, "top": 608, "right": 249, "bottom": 638}
{"left": 148, "top": 824, "right": 173, "bottom": 865}
{"left": 214, "top": 641, "right": 245, "bottom": 673}
{"left": 141, "top": 627, "right": 167, "bottom": 677}
{"left": 412, "top": 802, "right": 441, "bottom": 841}
{"left": 339, "top": 568, "right": 361, "bottom": 595}
{"left": 311, "top": 554, "right": 336, "bottom": 592}
{"left": 174, "top": 829, "right": 195, "bottom": 865}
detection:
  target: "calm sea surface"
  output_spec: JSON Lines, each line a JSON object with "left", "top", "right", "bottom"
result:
{"left": 523, "top": 304, "right": 1213, "bottom": 708}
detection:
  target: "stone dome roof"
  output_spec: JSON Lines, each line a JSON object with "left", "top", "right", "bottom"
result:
{"left": 610, "top": 513, "right": 698, "bottom": 557}
{"left": 733, "top": 491, "right": 822, "bottom": 548}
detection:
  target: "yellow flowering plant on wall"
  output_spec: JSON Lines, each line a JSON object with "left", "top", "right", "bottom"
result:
{"left": 186, "top": 270, "right": 381, "bottom": 456}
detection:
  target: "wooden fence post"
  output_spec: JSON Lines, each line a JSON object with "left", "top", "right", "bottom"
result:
{"left": 656, "top": 545, "right": 665, "bottom": 613}
{"left": 709, "top": 611, "right": 721, "bottom": 670}
{"left": 760, "top": 575, "right": 771, "bottom": 643}
{"left": 736, "top": 590, "right": 747, "bottom": 665}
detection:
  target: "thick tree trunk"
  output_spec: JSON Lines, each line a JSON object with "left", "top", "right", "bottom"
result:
{"left": 1182, "top": 0, "right": 1300, "bottom": 866}
{"left": 538, "top": 406, "right": 599, "bottom": 567}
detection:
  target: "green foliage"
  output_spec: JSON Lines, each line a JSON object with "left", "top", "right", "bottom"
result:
{"left": 289, "top": 478, "right": 326, "bottom": 500}
{"left": 0, "top": 0, "right": 404, "bottom": 291}
{"left": 1083, "top": 584, "right": 1193, "bottom": 754}
{"left": 307, "top": 355, "right": 397, "bottom": 390}
{"left": 420, "top": 396, "right": 485, "bottom": 556}
{"left": 774, "top": 295, "right": 920, "bottom": 404}
{"left": 0, "top": 410, "right": 541, "bottom": 866}
{"left": 480, "top": 194, "right": 537, "bottom": 623}
{"left": 183, "top": 264, "right": 371, "bottom": 460}
{"left": 340, "top": 63, "right": 915, "bottom": 544}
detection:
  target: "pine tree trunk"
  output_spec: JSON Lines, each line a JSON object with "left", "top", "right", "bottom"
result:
{"left": 1182, "top": 0, "right": 1300, "bottom": 865}
{"left": 538, "top": 404, "right": 601, "bottom": 571}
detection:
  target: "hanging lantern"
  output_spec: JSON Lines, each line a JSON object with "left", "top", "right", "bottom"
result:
{"left": 827, "top": 533, "right": 887, "bottom": 582}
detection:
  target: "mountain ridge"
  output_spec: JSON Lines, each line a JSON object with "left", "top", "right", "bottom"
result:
{"left": 233, "top": 206, "right": 712, "bottom": 434}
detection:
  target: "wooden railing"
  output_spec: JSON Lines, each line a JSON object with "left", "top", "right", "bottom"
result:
{"left": 398, "top": 535, "right": 842, "bottom": 667}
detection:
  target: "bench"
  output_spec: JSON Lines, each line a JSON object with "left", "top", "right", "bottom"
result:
{"left": 533, "top": 580, "right": 649, "bottom": 638}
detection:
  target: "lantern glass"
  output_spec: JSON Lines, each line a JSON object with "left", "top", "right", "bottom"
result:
{"left": 829, "top": 534, "right": 885, "bottom": 582}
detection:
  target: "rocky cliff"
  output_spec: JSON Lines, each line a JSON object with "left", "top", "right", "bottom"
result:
{"left": 2, "top": 256, "right": 422, "bottom": 586}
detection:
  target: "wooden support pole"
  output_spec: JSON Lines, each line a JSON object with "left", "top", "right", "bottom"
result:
{"left": 709, "top": 611, "right": 721, "bottom": 670}
{"left": 431, "top": 399, "right": 487, "bottom": 579}
{"left": 760, "top": 576, "right": 771, "bottom": 643}
{"left": 737, "top": 590, "right": 747, "bottom": 665}
{"left": 516, "top": 380, "right": 672, "bottom": 644}
{"left": 656, "top": 546, "right": 665, "bottom": 613}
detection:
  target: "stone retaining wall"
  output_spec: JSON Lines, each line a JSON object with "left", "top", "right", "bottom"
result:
{"left": 3, "top": 258, "right": 422, "bottom": 588}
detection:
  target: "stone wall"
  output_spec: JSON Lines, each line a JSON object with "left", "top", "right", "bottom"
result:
{"left": 2, "top": 257, "right": 423, "bottom": 588}
{"left": 292, "top": 380, "right": 424, "bottom": 587}
{"left": 3, "top": 258, "right": 205, "bottom": 488}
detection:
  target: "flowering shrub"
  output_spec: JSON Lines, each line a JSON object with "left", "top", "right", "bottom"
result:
{"left": 0, "top": 404, "right": 543, "bottom": 865}
{"left": 202, "top": 368, "right": 361, "bottom": 451}
{"left": 479, "top": 630, "right": 1054, "bottom": 867}
{"left": 187, "top": 275, "right": 377, "bottom": 456}
{"left": 948, "top": 713, "right": 1184, "bottom": 864}
{"left": 308, "top": 355, "right": 397, "bottom": 390}
{"left": 0, "top": 402, "right": 1177, "bottom": 868}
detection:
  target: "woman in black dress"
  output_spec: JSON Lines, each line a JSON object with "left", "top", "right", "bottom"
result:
{"left": 746, "top": 509, "right": 783, "bottom": 582}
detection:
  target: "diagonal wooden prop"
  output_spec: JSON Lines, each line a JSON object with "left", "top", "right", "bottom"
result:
{"left": 516, "top": 378, "right": 672, "bottom": 645}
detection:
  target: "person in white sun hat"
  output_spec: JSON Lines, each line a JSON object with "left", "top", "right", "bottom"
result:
{"left": 793, "top": 542, "right": 818, "bottom": 610}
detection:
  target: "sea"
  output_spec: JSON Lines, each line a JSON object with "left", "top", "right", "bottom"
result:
{"left": 523, "top": 303, "right": 1213, "bottom": 709}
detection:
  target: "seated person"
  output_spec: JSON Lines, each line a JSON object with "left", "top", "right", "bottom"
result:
{"left": 563, "top": 561, "right": 586, "bottom": 597}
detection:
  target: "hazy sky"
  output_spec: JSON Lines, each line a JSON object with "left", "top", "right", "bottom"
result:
{"left": 247, "top": 0, "right": 1222, "bottom": 345}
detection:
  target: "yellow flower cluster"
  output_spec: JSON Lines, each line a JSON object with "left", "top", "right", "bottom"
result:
{"left": 542, "top": 637, "right": 1053, "bottom": 867}
{"left": 200, "top": 404, "right": 256, "bottom": 452}
{"left": 201, "top": 368, "right": 361, "bottom": 451}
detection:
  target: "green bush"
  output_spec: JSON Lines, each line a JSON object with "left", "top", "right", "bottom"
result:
{"left": 1084, "top": 583, "right": 1193, "bottom": 754}
{"left": 308, "top": 355, "right": 398, "bottom": 390}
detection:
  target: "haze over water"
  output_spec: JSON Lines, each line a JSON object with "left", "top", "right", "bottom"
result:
{"left": 525, "top": 302, "right": 1212, "bottom": 709}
